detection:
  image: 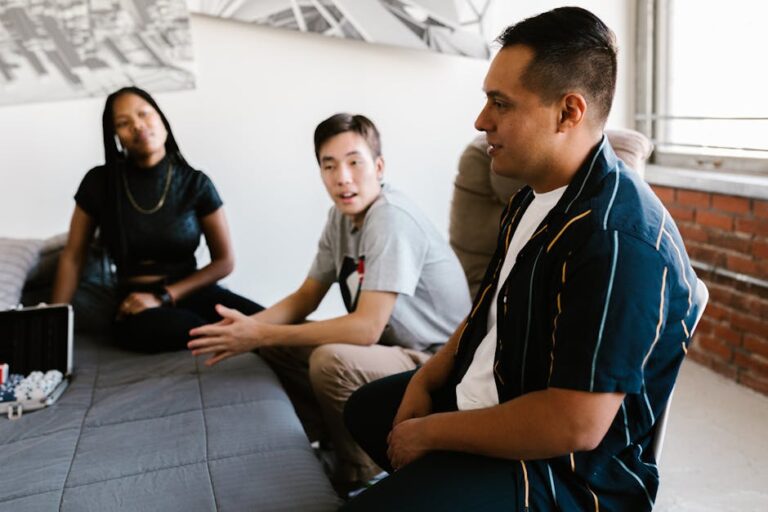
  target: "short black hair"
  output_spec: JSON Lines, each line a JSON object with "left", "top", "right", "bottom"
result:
{"left": 497, "top": 6, "right": 617, "bottom": 125}
{"left": 102, "top": 86, "right": 187, "bottom": 167}
{"left": 313, "top": 113, "right": 381, "bottom": 163}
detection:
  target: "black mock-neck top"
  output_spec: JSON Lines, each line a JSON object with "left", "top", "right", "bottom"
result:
{"left": 74, "top": 154, "right": 222, "bottom": 281}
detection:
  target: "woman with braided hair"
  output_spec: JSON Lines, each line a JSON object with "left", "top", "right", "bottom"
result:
{"left": 52, "top": 87, "right": 262, "bottom": 352}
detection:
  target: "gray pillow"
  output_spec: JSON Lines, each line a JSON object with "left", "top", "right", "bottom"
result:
{"left": 19, "top": 234, "right": 118, "bottom": 334}
{"left": 24, "top": 232, "right": 68, "bottom": 288}
{"left": 0, "top": 238, "right": 44, "bottom": 310}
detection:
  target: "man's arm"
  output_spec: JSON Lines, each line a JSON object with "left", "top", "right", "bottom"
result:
{"left": 253, "top": 277, "right": 331, "bottom": 325}
{"left": 257, "top": 289, "right": 397, "bottom": 346}
{"left": 188, "top": 287, "right": 397, "bottom": 365}
{"left": 388, "top": 387, "right": 624, "bottom": 469}
{"left": 391, "top": 319, "right": 465, "bottom": 426}
{"left": 388, "top": 329, "right": 625, "bottom": 468}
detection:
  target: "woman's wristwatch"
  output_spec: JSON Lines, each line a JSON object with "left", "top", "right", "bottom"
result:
{"left": 156, "top": 288, "right": 175, "bottom": 307}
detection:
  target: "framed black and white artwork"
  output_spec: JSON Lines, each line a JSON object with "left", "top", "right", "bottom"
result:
{"left": 188, "top": 0, "right": 492, "bottom": 59}
{"left": 0, "top": 0, "right": 196, "bottom": 107}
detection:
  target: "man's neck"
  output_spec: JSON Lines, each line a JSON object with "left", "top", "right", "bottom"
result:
{"left": 529, "top": 133, "right": 603, "bottom": 194}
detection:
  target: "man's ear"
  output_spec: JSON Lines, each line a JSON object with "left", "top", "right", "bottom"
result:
{"left": 375, "top": 156, "right": 385, "bottom": 181}
{"left": 557, "top": 93, "right": 587, "bottom": 132}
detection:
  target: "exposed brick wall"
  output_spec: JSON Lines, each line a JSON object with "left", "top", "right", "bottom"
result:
{"left": 651, "top": 185, "right": 768, "bottom": 396}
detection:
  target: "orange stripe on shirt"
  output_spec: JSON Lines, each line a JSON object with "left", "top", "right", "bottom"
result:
{"left": 589, "top": 485, "right": 600, "bottom": 512}
{"left": 547, "top": 210, "right": 592, "bottom": 252}
{"left": 519, "top": 460, "right": 530, "bottom": 510}
{"left": 531, "top": 224, "right": 548, "bottom": 240}
{"left": 454, "top": 321, "right": 469, "bottom": 355}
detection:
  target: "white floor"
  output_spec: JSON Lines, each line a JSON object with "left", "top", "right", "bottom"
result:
{"left": 655, "top": 361, "right": 768, "bottom": 511}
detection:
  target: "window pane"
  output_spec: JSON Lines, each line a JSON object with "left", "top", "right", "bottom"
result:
{"left": 663, "top": 0, "right": 768, "bottom": 156}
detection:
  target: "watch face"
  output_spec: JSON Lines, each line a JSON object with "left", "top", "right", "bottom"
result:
{"left": 158, "top": 290, "right": 172, "bottom": 306}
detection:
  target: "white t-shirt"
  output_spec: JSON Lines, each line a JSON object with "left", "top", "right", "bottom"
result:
{"left": 456, "top": 185, "right": 567, "bottom": 410}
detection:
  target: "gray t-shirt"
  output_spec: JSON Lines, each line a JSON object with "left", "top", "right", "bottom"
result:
{"left": 309, "top": 184, "right": 470, "bottom": 351}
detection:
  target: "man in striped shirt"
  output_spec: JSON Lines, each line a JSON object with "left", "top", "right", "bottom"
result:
{"left": 343, "top": 6, "right": 700, "bottom": 511}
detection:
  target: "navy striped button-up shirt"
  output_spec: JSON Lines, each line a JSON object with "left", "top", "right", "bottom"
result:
{"left": 451, "top": 137, "right": 700, "bottom": 511}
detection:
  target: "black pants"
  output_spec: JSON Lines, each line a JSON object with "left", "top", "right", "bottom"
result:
{"left": 115, "top": 284, "right": 263, "bottom": 353}
{"left": 342, "top": 371, "right": 524, "bottom": 511}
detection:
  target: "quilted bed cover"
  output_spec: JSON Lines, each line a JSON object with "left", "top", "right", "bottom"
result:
{"left": 0, "top": 335, "right": 339, "bottom": 511}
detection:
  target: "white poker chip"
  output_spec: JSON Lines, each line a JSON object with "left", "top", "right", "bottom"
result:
{"left": 13, "top": 370, "right": 63, "bottom": 401}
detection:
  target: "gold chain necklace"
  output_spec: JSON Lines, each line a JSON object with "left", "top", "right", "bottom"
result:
{"left": 122, "top": 160, "right": 174, "bottom": 214}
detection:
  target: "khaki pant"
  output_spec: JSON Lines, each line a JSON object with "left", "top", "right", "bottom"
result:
{"left": 260, "top": 343, "right": 431, "bottom": 483}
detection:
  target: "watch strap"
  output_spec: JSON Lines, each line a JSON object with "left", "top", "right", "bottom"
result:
{"left": 157, "top": 288, "right": 175, "bottom": 307}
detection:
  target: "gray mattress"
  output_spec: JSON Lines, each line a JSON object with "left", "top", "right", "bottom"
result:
{"left": 0, "top": 335, "right": 340, "bottom": 511}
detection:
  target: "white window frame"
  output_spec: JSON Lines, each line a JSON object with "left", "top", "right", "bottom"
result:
{"left": 635, "top": 0, "right": 768, "bottom": 176}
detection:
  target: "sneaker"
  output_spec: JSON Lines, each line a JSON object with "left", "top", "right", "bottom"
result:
{"left": 345, "top": 471, "right": 388, "bottom": 500}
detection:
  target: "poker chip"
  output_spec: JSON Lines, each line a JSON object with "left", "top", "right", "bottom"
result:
{"left": 13, "top": 370, "right": 63, "bottom": 402}
{"left": 2, "top": 370, "right": 67, "bottom": 419}
{"left": 0, "top": 374, "right": 25, "bottom": 402}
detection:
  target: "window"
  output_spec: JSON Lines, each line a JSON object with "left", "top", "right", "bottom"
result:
{"left": 636, "top": 0, "right": 768, "bottom": 174}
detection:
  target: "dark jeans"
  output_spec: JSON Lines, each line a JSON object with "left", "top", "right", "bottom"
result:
{"left": 115, "top": 284, "right": 263, "bottom": 353}
{"left": 342, "top": 371, "right": 523, "bottom": 511}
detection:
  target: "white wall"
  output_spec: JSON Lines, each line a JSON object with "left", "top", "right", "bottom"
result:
{"left": 0, "top": 1, "right": 634, "bottom": 317}
{"left": 487, "top": 0, "right": 636, "bottom": 129}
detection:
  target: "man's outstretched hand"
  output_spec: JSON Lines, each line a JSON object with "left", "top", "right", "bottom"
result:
{"left": 188, "top": 304, "right": 267, "bottom": 366}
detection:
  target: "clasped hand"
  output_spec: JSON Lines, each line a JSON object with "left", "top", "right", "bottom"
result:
{"left": 188, "top": 304, "right": 267, "bottom": 366}
{"left": 387, "top": 378, "right": 434, "bottom": 470}
{"left": 117, "top": 292, "right": 161, "bottom": 318}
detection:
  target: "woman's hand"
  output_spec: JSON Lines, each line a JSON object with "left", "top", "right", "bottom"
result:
{"left": 188, "top": 305, "right": 268, "bottom": 366}
{"left": 117, "top": 292, "right": 161, "bottom": 318}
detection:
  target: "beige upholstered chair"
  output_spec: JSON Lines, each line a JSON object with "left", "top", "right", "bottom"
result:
{"left": 449, "top": 129, "right": 654, "bottom": 295}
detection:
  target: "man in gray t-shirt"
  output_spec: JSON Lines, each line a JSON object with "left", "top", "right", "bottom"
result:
{"left": 189, "top": 113, "right": 470, "bottom": 490}
{"left": 310, "top": 183, "right": 468, "bottom": 352}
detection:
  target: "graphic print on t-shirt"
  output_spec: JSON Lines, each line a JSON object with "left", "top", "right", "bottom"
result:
{"left": 338, "top": 255, "right": 364, "bottom": 312}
